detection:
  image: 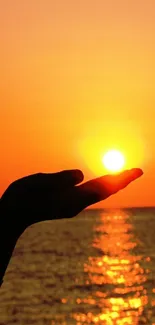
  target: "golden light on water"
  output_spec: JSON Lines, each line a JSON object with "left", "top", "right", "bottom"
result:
{"left": 102, "top": 150, "right": 125, "bottom": 173}
{"left": 55, "top": 210, "right": 155, "bottom": 325}
{"left": 71, "top": 211, "right": 153, "bottom": 325}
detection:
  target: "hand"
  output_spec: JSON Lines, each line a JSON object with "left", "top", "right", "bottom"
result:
{"left": 0, "top": 168, "right": 143, "bottom": 238}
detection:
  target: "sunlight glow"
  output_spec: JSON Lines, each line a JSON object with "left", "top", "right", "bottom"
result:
{"left": 102, "top": 150, "right": 125, "bottom": 173}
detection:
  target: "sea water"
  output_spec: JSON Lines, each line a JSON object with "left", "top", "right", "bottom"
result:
{"left": 0, "top": 208, "right": 155, "bottom": 325}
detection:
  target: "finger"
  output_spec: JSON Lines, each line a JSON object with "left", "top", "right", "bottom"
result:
{"left": 74, "top": 168, "right": 143, "bottom": 210}
{"left": 10, "top": 169, "right": 84, "bottom": 191}
{"left": 101, "top": 168, "right": 143, "bottom": 194}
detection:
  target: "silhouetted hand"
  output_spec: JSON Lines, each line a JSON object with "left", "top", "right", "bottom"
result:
{"left": 0, "top": 168, "right": 143, "bottom": 238}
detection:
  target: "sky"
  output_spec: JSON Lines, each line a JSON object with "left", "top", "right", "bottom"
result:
{"left": 0, "top": 0, "right": 155, "bottom": 208}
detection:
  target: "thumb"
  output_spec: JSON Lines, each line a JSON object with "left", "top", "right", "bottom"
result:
{"left": 48, "top": 169, "right": 84, "bottom": 188}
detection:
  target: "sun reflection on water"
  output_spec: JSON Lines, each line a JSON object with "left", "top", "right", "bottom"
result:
{"left": 72, "top": 210, "right": 151, "bottom": 325}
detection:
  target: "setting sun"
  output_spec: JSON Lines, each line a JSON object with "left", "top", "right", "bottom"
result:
{"left": 103, "top": 150, "right": 125, "bottom": 173}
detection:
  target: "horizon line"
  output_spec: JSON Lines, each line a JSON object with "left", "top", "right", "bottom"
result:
{"left": 87, "top": 206, "right": 155, "bottom": 210}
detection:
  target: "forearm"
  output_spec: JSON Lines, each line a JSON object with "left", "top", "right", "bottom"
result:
{"left": 0, "top": 198, "right": 19, "bottom": 286}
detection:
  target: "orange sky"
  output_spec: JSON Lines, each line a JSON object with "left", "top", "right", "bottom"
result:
{"left": 0, "top": 0, "right": 155, "bottom": 208}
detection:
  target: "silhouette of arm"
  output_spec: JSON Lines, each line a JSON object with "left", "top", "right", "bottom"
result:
{"left": 0, "top": 168, "right": 143, "bottom": 286}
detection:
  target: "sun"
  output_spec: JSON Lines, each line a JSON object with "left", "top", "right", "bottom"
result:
{"left": 102, "top": 149, "right": 125, "bottom": 173}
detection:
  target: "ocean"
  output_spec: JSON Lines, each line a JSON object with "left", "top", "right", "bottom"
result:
{"left": 0, "top": 208, "right": 155, "bottom": 325}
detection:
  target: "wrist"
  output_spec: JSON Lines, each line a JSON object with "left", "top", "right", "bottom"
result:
{"left": 0, "top": 197, "right": 19, "bottom": 283}
{"left": 0, "top": 195, "right": 23, "bottom": 238}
